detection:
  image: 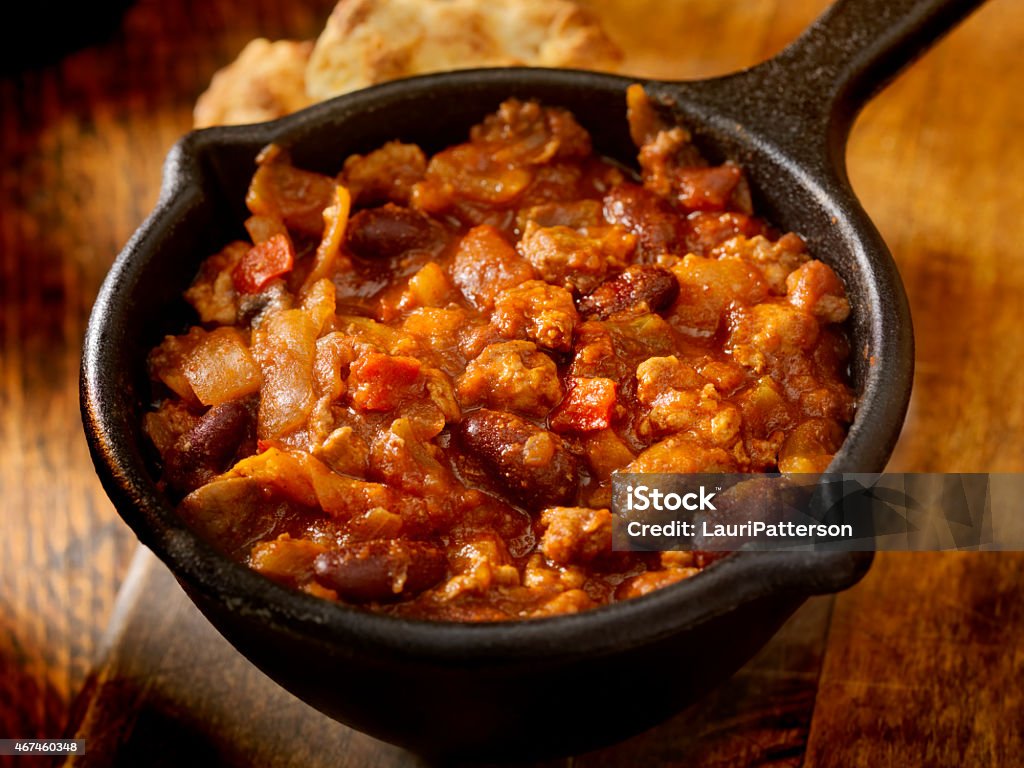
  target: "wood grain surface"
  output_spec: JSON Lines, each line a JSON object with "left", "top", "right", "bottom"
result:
{"left": 2, "top": 0, "right": 1022, "bottom": 765}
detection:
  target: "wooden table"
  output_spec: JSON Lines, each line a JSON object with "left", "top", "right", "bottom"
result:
{"left": 2, "top": 0, "right": 1022, "bottom": 764}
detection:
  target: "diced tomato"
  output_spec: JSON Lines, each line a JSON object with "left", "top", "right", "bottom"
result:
{"left": 348, "top": 353, "right": 422, "bottom": 411}
{"left": 550, "top": 377, "right": 617, "bottom": 432}
{"left": 232, "top": 234, "right": 295, "bottom": 294}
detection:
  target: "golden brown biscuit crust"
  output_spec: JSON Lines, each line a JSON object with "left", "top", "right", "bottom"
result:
{"left": 306, "top": 0, "right": 622, "bottom": 101}
{"left": 194, "top": 39, "right": 314, "bottom": 128}
{"left": 194, "top": 0, "right": 621, "bottom": 127}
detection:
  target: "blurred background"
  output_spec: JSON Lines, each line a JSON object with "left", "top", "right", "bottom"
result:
{"left": 1, "top": 0, "right": 1022, "bottom": 763}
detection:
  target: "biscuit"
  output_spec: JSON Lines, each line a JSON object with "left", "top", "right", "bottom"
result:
{"left": 194, "top": 0, "right": 622, "bottom": 127}
{"left": 194, "top": 39, "right": 314, "bottom": 128}
{"left": 306, "top": 0, "right": 622, "bottom": 100}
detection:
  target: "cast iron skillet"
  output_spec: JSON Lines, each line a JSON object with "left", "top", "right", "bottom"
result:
{"left": 81, "top": 0, "right": 982, "bottom": 760}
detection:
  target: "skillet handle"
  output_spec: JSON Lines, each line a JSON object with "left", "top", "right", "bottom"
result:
{"left": 651, "top": 0, "right": 985, "bottom": 176}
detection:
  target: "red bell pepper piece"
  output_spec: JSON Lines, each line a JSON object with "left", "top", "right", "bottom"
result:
{"left": 232, "top": 233, "right": 295, "bottom": 294}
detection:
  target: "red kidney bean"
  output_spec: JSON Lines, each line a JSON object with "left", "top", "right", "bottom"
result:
{"left": 164, "top": 398, "right": 256, "bottom": 493}
{"left": 313, "top": 540, "right": 447, "bottom": 602}
{"left": 577, "top": 265, "right": 680, "bottom": 319}
{"left": 456, "top": 409, "right": 579, "bottom": 511}
{"left": 346, "top": 203, "right": 444, "bottom": 260}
